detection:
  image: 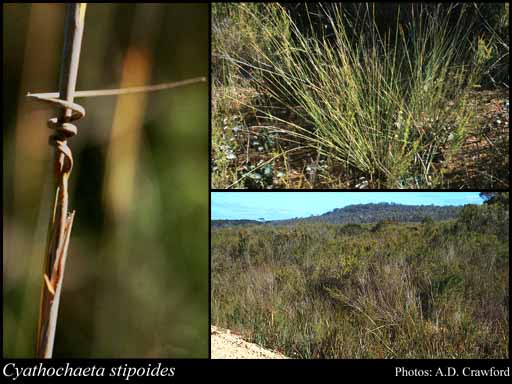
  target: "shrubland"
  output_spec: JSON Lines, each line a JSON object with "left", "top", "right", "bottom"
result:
{"left": 212, "top": 202, "right": 509, "bottom": 358}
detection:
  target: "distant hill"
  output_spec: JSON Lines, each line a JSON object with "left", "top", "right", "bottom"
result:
{"left": 303, "top": 203, "right": 462, "bottom": 224}
{"left": 212, "top": 203, "right": 463, "bottom": 228}
{"left": 211, "top": 219, "right": 264, "bottom": 228}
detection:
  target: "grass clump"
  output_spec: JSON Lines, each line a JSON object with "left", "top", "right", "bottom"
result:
{"left": 213, "top": 3, "right": 508, "bottom": 188}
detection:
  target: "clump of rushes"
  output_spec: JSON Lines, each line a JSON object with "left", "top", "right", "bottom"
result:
{"left": 224, "top": 3, "right": 484, "bottom": 188}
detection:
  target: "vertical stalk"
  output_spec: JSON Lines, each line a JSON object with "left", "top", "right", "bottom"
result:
{"left": 36, "top": 3, "right": 87, "bottom": 358}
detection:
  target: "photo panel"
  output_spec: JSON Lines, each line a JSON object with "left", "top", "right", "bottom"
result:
{"left": 211, "top": 3, "right": 509, "bottom": 189}
{"left": 211, "top": 191, "right": 509, "bottom": 359}
{"left": 3, "top": 3, "right": 209, "bottom": 358}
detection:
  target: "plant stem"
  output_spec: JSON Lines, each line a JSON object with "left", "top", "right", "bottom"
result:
{"left": 27, "top": 76, "right": 207, "bottom": 99}
{"left": 35, "top": 3, "right": 87, "bottom": 358}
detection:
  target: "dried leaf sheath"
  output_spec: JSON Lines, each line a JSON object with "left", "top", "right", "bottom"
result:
{"left": 34, "top": 3, "right": 86, "bottom": 358}
{"left": 36, "top": 200, "right": 75, "bottom": 357}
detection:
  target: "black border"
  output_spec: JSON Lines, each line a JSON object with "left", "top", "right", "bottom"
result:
{"left": 1, "top": 359, "right": 511, "bottom": 380}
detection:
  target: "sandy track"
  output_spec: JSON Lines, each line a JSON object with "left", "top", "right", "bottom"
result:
{"left": 211, "top": 326, "right": 288, "bottom": 359}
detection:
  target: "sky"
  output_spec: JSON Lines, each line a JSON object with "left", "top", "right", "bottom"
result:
{"left": 211, "top": 192, "right": 483, "bottom": 220}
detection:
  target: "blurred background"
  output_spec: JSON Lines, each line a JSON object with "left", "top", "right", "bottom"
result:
{"left": 3, "top": 3, "right": 208, "bottom": 357}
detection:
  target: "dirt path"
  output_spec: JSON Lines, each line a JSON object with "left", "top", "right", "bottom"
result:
{"left": 211, "top": 326, "right": 288, "bottom": 359}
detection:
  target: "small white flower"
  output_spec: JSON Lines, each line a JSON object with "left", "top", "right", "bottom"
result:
{"left": 355, "top": 180, "right": 369, "bottom": 189}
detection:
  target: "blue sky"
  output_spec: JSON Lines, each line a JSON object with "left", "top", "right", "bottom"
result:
{"left": 211, "top": 192, "right": 483, "bottom": 220}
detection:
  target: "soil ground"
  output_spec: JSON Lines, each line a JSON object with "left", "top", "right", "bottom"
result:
{"left": 211, "top": 326, "right": 288, "bottom": 359}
